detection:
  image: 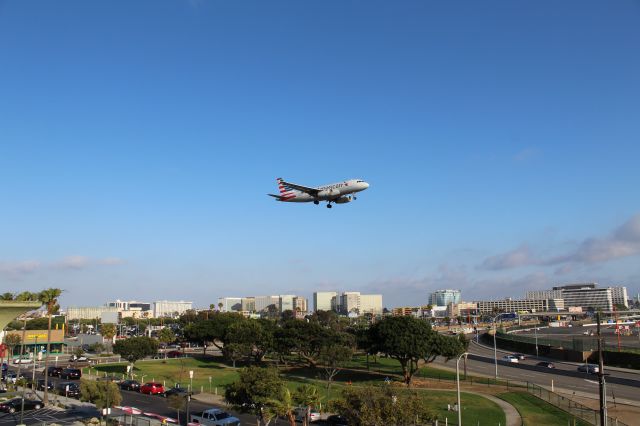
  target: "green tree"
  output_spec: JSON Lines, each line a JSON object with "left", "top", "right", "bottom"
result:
{"left": 226, "top": 319, "right": 274, "bottom": 364}
{"left": 330, "top": 385, "right": 437, "bottom": 426}
{"left": 293, "top": 384, "right": 321, "bottom": 426}
{"left": 113, "top": 336, "right": 158, "bottom": 373}
{"left": 223, "top": 342, "right": 250, "bottom": 368}
{"left": 225, "top": 366, "right": 293, "bottom": 426}
{"left": 318, "top": 338, "right": 354, "bottom": 393}
{"left": 158, "top": 327, "right": 176, "bottom": 345}
{"left": 3, "top": 333, "right": 21, "bottom": 358}
{"left": 0, "top": 292, "right": 14, "bottom": 300}
{"left": 80, "top": 379, "right": 122, "bottom": 409}
{"left": 15, "top": 291, "right": 40, "bottom": 301}
{"left": 183, "top": 313, "right": 244, "bottom": 355}
{"left": 369, "top": 316, "right": 461, "bottom": 386}
{"left": 88, "top": 342, "right": 106, "bottom": 355}
{"left": 275, "top": 319, "right": 349, "bottom": 368}
{"left": 39, "top": 287, "right": 62, "bottom": 404}
{"left": 101, "top": 323, "right": 117, "bottom": 352}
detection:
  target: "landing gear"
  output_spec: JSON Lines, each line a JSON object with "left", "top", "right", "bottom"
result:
{"left": 313, "top": 200, "right": 319, "bottom": 205}
{"left": 326, "top": 203, "right": 332, "bottom": 208}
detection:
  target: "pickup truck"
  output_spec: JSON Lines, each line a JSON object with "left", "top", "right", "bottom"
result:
{"left": 190, "top": 408, "right": 240, "bottom": 426}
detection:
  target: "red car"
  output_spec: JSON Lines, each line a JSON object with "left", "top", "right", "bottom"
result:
{"left": 140, "top": 382, "right": 165, "bottom": 395}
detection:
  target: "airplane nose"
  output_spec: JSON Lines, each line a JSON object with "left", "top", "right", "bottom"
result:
{"left": 363, "top": 182, "right": 370, "bottom": 189}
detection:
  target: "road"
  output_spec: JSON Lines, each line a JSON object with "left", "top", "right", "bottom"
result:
{"left": 430, "top": 339, "right": 640, "bottom": 402}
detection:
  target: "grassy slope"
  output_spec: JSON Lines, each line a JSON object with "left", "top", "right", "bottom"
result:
{"left": 497, "top": 391, "right": 591, "bottom": 426}
{"left": 91, "top": 358, "right": 506, "bottom": 424}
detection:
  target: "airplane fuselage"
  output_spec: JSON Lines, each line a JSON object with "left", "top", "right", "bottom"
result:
{"left": 279, "top": 179, "right": 369, "bottom": 203}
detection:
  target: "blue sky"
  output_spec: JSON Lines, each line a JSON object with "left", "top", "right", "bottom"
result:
{"left": 1, "top": 0, "right": 639, "bottom": 308}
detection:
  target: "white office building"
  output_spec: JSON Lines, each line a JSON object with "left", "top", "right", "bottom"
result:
{"left": 153, "top": 300, "right": 193, "bottom": 318}
{"left": 609, "top": 286, "right": 629, "bottom": 309}
{"left": 279, "top": 295, "right": 296, "bottom": 312}
{"left": 66, "top": 306, "right": 119, "bottom": 321}
{"left": 254, "top": 296, "right": 280, "bottom": 312}
{"left": 313, "top": 291, "right": 337, "bottom": 312}
{"left": 217, "top": 297, "right": 243, "bottom": 312}
{"left": 359, "top": 294, "right": 383, "bottom": 315}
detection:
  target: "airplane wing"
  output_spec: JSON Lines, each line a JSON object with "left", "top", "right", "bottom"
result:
{"left": 279, "top": 180, "right": 320, "bottom": 196}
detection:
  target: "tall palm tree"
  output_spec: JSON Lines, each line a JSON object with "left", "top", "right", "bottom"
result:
{"left": 293, "top": 384, "right": 321, "bottom": 426}
{"left": 38, "top": 288, "right": 62, "bottom": 404}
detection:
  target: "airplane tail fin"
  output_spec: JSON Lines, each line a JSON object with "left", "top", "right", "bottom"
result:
{"left": 275, "top": 177, "right": 295, "bottom": 200}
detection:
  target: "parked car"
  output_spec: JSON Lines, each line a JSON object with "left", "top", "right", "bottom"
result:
{"left": 60, "top": 368, "right": 82, "bottom": 380}
{"left": 578, "top": 364, "right": 599, "bottom": 374}
{"left": 71, "top": 355, "right": 90, "bottom": 362}
{"left": 0, "top": 398, "right": 42, "bottom": 413}
{"left": 190, "top": 408, "right": 241, "bottom": 426}
{"left": 56, "top": 381, "right": 81, "bottom": 398}
{"left": 140, "top": 382, "right": 165, "bottom": 395}
{"left": 295, "top": 407, "right": 321, "bottom": 422}
{"left": 502, "top": 355, "right": 519, "bottom": 363}
{"left": 536, "top": 361, "right": 555, "bottom": 369}
{"left": 326, "top": 414, "right": 350, "bottom": 425}
{"left": 512, "top": 353, "right": 526, "bottom": 360}
{"left": 120, "top": 380, "right": 141, "bottom": 391}
{"left": 164, "top": 386, "right": 189, "bottom": 398}
{"left": 12, "top": 357, "right": 32, "bottom": 365}
{"left": 34, "top": 379, "right": 54, "bottom": 391}
{"left": 4, "top": 373, "right": 26, "bottom": 384}
{"left": 166, "top": 350, "right": 183, "bottom": 358}
{"left": 47, "top": 366, "right": 64, "bottom": 377}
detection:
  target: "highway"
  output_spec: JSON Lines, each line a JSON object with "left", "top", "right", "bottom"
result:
{"left": 430, "top": 339, "right": 640, "bottom": 402}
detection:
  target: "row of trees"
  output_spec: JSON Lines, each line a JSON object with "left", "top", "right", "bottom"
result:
{"left": 225, "top": 367, "right": 438, "bottom": 426}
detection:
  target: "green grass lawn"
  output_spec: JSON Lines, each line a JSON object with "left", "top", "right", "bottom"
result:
{"left": 91, "top": 357, "right": 507, "bottom": 424}
{"left": 497, "top": 392, "right": 591, "bottom": 426}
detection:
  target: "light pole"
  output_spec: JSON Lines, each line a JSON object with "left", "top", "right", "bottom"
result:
{"left": 534, "top": 324, "right": 539, "bottom": 357}
{"left": 456, "top": 352, "right": 469, "bottom": 426}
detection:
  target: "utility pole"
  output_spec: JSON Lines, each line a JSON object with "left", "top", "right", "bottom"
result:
{"left": 596, "top": 312, "right": 607, "bottom": 426}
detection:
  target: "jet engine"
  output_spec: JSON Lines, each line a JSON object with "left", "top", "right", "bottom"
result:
{"left": 334, "top": 195, "right": 353, "bottom": 204}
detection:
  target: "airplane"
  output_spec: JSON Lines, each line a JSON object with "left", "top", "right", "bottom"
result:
{"left": 268, "top": 177, "right": 369, "bottom": 208}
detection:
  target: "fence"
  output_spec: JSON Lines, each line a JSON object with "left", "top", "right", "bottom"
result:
{"left": 525, "top": 382, "right": 628, "bottom": 426}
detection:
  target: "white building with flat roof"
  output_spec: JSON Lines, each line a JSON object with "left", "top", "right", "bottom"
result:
{"left": 360, "top": 294, "right": 383, "bottom": 315}
{"left": 153, "top": 300, "right": 193, "bottom": 318}
{"left": 313, "top": 292, "right": 337, "bottom": 312}
{"left": 217, "top": 297, "right": 243, "bottom": 312}
{"left": 66, "top": 306, "right": 119, "bottom": 321}
{"left": 254, "top": 296, "right": 279, "bottom": 312}
{"left": 610, "top": 286, "right": 629, "bottom": 308}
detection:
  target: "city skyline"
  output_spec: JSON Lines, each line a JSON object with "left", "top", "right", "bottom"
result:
{"left": 2, "top": 1, "right": 639, "bottom": 307}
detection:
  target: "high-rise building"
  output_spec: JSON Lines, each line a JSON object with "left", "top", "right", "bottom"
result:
{"left": 525, "top": 290, "right": 563, "bottom": 300}
{"left": 153, "top": 300, "right": 193, "bottom": 318}
{"left": 279, "top": 295, "right": 295, "bottom": 312}
{"left": 254, "top": 296, "right": 279, "bottom": 312}
{"left": 610, "top": 286, "right": 629, "bottom": 309}
{"left": 313, "top": 292, "right": 337, "bottom": 312}
{"left": 429, "top": 289, "right": 461, "bottom": 307}
{"left": 293, "top": 296, "right": 308, "bottom": 313}
{"left": 560, "top": 287, "right": 613, "bottom": 311}
{"left": 339, "top": 292, "right": 361, "bottom": 314}
{"left": 241, "top": 297, "right": 255, "bottom": 312}
{"left": 475, "top": 298, "right": 564, "bottom": 314}
{"left": 217, "top": 297, "right": 243, "bottom": 312}
{"left": 359, "top": 294, "right": 383, "bottom": 315}
{"left": 66, "top": 306, "right": 120, "bottom": 321}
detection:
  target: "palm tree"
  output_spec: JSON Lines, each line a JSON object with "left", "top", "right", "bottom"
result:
{"left": 38, "top": 288, "right": 62, "bottom": 404}
{"left": 293, "top": 384, "right": 321, "bottom": 426}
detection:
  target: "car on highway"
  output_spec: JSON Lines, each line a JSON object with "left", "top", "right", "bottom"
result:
{"left": 47, "top": 366, "right": 64, "bottom": 377}
{"left": 120, "top": 380, "right": 141, "bottom": 391}
{"left": 502, "top": 355, "right": 519, "bottom": 363}
{"left": 60, "top": 368, "right": 82, "bottom": 379}
{"left": 536, "top": 361, "right": 555, "bottom": 369}
{"left": 512, "top": 353, "right": 526, "bottom": 360}
{"left": 140, "top": 382, "right": 165, "bottom": 395}
{"left": 56, "top": 381, "right": 81, "bottom": 398}
{"left": 0, "top": 397, "right": 43, "bottom": 413}
{"left": 577, "top": 364, "right": 599, "bottom": 374}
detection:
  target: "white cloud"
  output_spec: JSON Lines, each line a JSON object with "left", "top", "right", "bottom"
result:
{"left": 0, "top": 255, "right": 124, "bottom": 280}
{"left": 480, "top": 213, "right": 640, "bottom": 270}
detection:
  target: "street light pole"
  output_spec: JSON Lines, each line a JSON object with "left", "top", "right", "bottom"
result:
{"left": 456, "top": 352, "right": 469, "bottom": 426}
{"left": 534, "top": 324, "right": 539, "bottom": 357}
